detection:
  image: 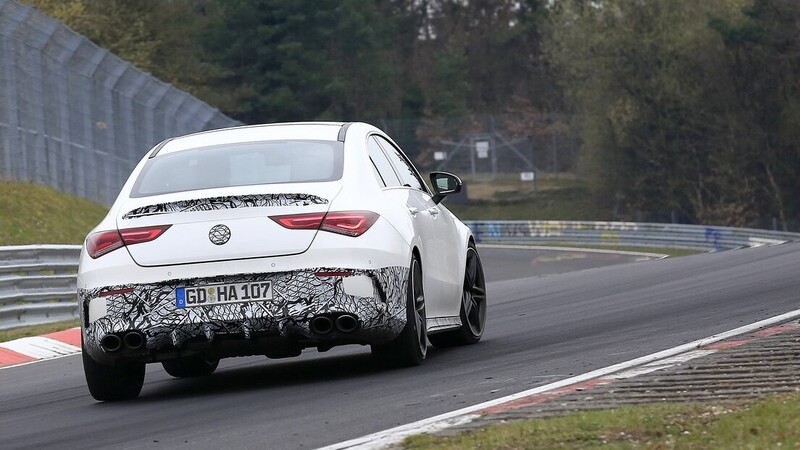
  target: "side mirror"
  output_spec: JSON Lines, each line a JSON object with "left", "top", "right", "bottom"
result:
{"left": 429, "top": 171, "right": 463, "bottom": 204}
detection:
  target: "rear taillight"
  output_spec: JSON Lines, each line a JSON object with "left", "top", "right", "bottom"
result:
{"left": 120, "top": 225, "right": 172, "bottom": 245}
{"left": 86, "top": 231, "right": 124, "bottom": 259}
{"left": 271, "top": 213, "right": 326, "bottom": 231}
{"left": 320, "top": 211, "right": 379, "bottom": 236}
{"left": 87, "top": 225, "right": 171, "bottom": 259}
{"left": 271, "top": 211, "right": 379, "bottom": 237}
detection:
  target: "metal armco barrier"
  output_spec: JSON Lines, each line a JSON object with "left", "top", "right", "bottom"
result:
{"left": 0, "top": 245, "right": 80, "bottom": 330}
{"left": 2, "top": 222, "right": 800, "bottom": 330}
{"left": 465, "top": 221, "right": 800, "bottom": 251}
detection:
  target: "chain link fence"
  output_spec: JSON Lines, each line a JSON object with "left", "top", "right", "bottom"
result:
{"left": 0, "top": 0, "right": 239, "bottom": 206}
{"left": 376, "top": 114, "right": 579, "bottom": 180}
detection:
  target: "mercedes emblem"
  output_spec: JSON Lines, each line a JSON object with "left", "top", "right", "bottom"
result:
{"left": 208, "top": 224, "right": 231, "bottom": 245}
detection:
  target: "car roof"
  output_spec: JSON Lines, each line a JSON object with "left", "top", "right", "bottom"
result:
{"left": 153, "top": 122, "right": 348, "bottom": 157}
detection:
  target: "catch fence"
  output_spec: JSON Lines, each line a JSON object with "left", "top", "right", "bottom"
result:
{"left": 0, "top": 0, "right": 239, "bottom": 206}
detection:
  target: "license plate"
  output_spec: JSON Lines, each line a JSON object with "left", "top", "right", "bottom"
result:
{"left": 176, "top": 281, "right": 273, "bottom": 308}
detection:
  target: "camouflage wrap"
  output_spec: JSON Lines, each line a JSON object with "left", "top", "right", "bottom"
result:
{"left": 123, "top": 194, "right": 328, "bottom": 219}
{"left": 80, "top": 266, "right": 408, "bottom": 361}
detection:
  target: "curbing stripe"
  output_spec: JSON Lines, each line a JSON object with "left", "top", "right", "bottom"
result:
{"left": 0, "top": 347, "right": 35, "bottom": 367}
{"left": 0, "top": 328, "right": 81, "bottom": 369}
{"left": 318, "top": 307, "right": 800, "bottom": 450}
{"left": 0, "top": 336, "right": 81, "bottom": 359}
{"left": 44, "top": 327, "right": 82, "bottom": 348}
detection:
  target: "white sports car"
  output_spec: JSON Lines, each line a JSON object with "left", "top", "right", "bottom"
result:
{"left": 78, "top": 122, "right": 487, "bottom": 401}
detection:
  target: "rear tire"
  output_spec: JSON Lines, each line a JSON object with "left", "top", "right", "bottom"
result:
{"left": 161, "top": 356, "right": 219, "bottom": 378}
{"left": 429, "top": 243, "right": 486, "bottom": 348}
{"left": 372, "top": 255, "right": 427, "bottom": 366}
{"left": 82, "top": 347, "right": 145, "bottom": 402}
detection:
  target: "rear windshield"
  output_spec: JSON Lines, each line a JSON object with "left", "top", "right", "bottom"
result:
{"left": 130, "top": 140, "right": 343, "bottom": 197}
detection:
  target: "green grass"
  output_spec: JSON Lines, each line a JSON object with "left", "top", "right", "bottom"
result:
{"left": 0, "top": 181, "right": 107, "bottom": 245}
{"left": 403, "top": 393, "right": 800, "bottom": 449}
{"left": 448, "top": 185, "right": 612, "bottom": 221}
{"left": 0, "top": 319, "right": 79, "bottom": 343}
{"left": 0, "top": 181, "right": 104, "bottom": 342}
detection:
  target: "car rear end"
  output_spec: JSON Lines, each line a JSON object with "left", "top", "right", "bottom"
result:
{"left": 79, "top": 124, "right": 411, "bottom": 365}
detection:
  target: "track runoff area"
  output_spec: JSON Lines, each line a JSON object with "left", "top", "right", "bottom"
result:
{"left": 321, "top": 309, "right": 800, "bottom": 450}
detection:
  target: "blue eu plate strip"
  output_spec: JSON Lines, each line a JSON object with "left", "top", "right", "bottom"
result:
{"left": 175, "top": 287, "right": 186, "bottom": 309}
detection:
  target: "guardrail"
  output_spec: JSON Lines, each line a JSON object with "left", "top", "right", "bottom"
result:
{"left": 0, "top": 245, "right": 81, "bottom": 331}
{"left": 2, "top": 222, "right": 800, "bottom": 331}
{"left": 465, "top": 221, "right": 800, "bottom": 251}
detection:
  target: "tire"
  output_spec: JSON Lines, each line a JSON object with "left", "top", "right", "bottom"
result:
{"left": 161, "top": 356, "right": 219, "bottom": 378}
{"left": 82, "top": 347, "right": 145, "bottom": 402}
{"left": 372, "top": 255, "right": 427, "bottom": 366}
{"left": 429, "top": 243, "right": 487, "bottom": 348}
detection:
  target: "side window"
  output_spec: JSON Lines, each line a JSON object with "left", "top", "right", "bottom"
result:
{"left": 367, "top": 136, "right": 402, "bottom": 187}
{"left": 375, "top": 136, "right": 426, "bottom": 192}
{"left": 369, "top": 159, "right": 386, "bottom": 187}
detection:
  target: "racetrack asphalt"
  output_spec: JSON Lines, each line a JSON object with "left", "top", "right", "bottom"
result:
{"left": 0, "top": 244, "right": 798, "bottom": 449}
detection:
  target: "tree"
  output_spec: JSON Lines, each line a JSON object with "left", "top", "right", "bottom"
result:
{"left": 545, "top": 0, "right": 786, "bottom": 226}
{"left": 710, "top": 0, "right": 800, "bottom": 229}
{"left": 201, "top": 0, "right": 413, "bottom": 123}
{"left": 23, "top": 0, "right": 224, "bottom": 102}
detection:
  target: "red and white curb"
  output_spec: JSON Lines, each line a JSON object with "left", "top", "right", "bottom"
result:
{"left": 0, "top": 327, "right": 81, "bottom": 369}
{"left": 319, "top": 308, "right": 800, "bottom": 450}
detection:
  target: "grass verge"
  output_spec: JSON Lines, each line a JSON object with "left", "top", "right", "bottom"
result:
{"left": 447, "top": 186, "right": 612, "bottom": 221}
{"left": 0, "top": 319, "right": 80, "bottom": 343}
{"left": 403, "top": 393, "right": 800, "bottom": 449}
{"left": 0, "top": 181, "right": 107, "bottom": 245}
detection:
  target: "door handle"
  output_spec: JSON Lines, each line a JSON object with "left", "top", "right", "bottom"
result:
{"left": 427, "top": 207, "right": 439, "bottom": 218}
{"left": 407, "top": 206, "right": 419, "bottom": 216}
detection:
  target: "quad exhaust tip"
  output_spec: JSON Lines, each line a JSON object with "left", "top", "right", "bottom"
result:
{"left": 310, "top": 315, "right": 334, "bottom": 334}
{"left": 100, "top": 334, "right": 122, "bottom": 352}
{"left": 100, "top": 331, "right": 146, "bottom": 352}
{"left": 310, "top": 314, "right": 360, "bottom": 334}
{"left": 335, "top": 314, "right": 359, "bottom": 333}
{"left": 123, "top": 331, "right": 145, "bottom": 350}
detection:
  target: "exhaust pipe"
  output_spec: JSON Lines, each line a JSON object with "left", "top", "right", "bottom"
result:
{"left": 100, "top": 334, "right": 122, "bottom": 352}
{"left": 335, "top": 314, "right": 359, "bottom": 333}
{"left": 310, "top": 315, "right": 334, "bottom": 334}
{"left": 123, "top": 331, "right": 145, "bottom": 350}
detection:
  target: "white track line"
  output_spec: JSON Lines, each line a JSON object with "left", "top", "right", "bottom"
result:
{"left": 478, "top": 243, "right": 669, "bottom": 259}
{"left": 319, "top": 308, "right": 800, "bottom": 450}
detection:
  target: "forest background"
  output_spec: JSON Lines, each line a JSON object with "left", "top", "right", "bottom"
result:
{"left": 23, "top": 0, "right": 800, "bottom": 230}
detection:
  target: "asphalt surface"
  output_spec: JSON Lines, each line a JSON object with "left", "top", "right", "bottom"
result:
{"left": 1, "top": 244, "right": 799, "bottom": 450}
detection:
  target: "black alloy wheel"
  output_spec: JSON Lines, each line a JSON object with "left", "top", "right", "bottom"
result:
{"left": 371, "top": 255, "right": 427, "bottom": 366}
{"left": 429, "top": 243, "right": 487, "bottom": 347}
{"left": 82, "top": 345, "right": 146, "bottom": 401}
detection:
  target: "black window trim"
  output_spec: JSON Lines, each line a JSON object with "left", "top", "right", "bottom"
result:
{"left": 370, "top": 133, "right": 431, "bottom": 195}
{"left": 368, "top": 157, "right": 387, "bottom": 188}
{"left": 366, "top": 134, "right": 403, "bottom": 189}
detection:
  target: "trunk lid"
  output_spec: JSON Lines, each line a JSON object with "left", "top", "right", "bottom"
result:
{"left": 115, "top": 184, "right": 340, "bottom": 267}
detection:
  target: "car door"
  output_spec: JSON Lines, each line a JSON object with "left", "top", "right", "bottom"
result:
{"left": 373, "top": 135, "right": 461, "bottom": 318}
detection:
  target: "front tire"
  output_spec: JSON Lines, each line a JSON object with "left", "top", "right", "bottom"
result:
{"left": 372, "top": 255, "right": 427, "bottom": 366}
{"left": 429, "top": 243, "right": 486, "bottom": 348}
{"left": 161, "top": 356, "right": 219, "bottom": 378}
{"left": 82, "top": 347, "right": 145, "bottom": 401}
